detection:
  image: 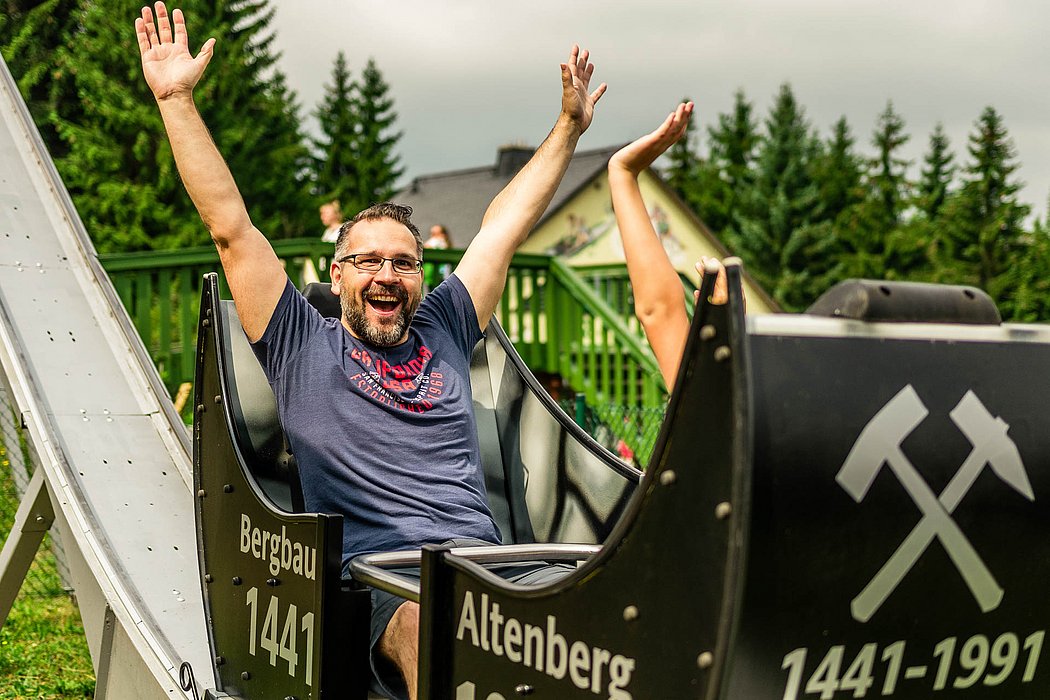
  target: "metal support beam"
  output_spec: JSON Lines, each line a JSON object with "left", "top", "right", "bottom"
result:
{"left": 0, "top": 467, "right": 54, "bottom": 627}
{"left": 93, "top": 606, "right": 117, "bottom": 700}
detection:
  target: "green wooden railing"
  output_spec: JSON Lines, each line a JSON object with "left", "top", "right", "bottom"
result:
{"left": 100, "top": 241, "right": 669, "bottom": 462}
{"left": 575, "top": 263, "right": 697, "bottom": 338}
{"left": 421, "top": 253, "right": 667, "bottom": 462}
{"left": 101, "top": 238, "right": 332, "bottom": 392}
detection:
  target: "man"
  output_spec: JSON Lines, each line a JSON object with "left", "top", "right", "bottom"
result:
{"left": 134, "top": 4, "right": 605, "bottom": 698}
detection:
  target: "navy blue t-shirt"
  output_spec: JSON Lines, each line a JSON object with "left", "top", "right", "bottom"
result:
{"left": 251, "top": 275, "right": 501, "bottom": 569}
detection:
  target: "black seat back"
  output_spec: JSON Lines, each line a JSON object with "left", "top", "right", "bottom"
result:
{"left": 217, "top": 282, "right": 342, "bottom": 513}
{"left": 219, "top": 299, "right": 302, "bottom": 512}
{"left": 471, "top": 322, "right": 640, "bottom": 544}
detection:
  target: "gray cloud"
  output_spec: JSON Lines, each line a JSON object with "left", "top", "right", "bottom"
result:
{"left": 267, "top": 0, "right": 1050, "bottom": 216}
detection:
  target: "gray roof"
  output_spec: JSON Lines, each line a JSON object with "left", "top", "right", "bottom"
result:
{"left": 394, "top": 145, "right": 621, "bottom": 248}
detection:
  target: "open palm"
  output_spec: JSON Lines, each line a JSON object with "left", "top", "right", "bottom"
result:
{"left": 135, "top": 3, "right": 214, "bottom": 100}
{"left": 561, "top": 45, "right": 607, "bottom": 133}
{"left": 610, "top": 102, "right": 693, "bottom": 176}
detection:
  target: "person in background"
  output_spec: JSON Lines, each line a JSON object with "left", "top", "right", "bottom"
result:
{"left": 423, "top": 224, "right": 452, "bottom": 250}
{"left": 320, "top": 199, "right": 343, "bottom": 243}
{"left": 423, "top": 224, "right": 453, "bottom": 289}
{"left": 304, "top": 200, "right": 344, "bottom": 283}
{"left": 608, "top": 101, "right": 730, "bottom": 391}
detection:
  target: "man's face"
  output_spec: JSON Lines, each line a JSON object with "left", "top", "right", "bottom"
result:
{"left": 330, "top": 218, "right": 423, "bottom": 347}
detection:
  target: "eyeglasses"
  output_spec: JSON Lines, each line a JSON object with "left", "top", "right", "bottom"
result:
{"left": 337, "top": 254, "right": 423, "bottom": 275}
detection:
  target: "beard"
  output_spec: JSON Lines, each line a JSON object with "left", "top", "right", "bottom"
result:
{"left": 341, "top": 281, "right": 421, "bottom": 346}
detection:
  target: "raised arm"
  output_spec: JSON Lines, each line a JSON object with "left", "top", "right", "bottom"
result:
{"left": 609, "top": 102, "right": 726, "bottom": 389}
{"left": 136, "top": 2, "right": 284, "bottom": 341}
{"left": 455, "top": 45, "right": 607, "bottom": 327}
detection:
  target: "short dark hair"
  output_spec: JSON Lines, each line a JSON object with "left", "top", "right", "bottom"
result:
{"left": 335, "top": 202, "right": 423, "bottom": 257}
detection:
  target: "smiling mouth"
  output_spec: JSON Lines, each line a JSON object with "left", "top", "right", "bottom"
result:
{"left": 366, "top": 292, "right": 404, "bottom": 316}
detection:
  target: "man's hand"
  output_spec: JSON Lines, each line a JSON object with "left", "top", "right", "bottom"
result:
{"left": 135, "top": 2, "right": 215, "bottom": 101}
{"left": 459, "top": 45, "right": 604, "bottom": 328}
{"left": 609, "top": 102, "right": 693, "bottom": 177}
{"left": 559, "top": 45, "right": 607, "bottom": 134}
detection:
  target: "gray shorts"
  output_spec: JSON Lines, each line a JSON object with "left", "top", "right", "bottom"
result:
{"left": 358, "top": 542, "right": 576, "bottom": 700}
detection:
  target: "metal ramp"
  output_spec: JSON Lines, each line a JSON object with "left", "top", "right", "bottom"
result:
{"left": 0, "top": 55, "right": 211, "bottom": 697}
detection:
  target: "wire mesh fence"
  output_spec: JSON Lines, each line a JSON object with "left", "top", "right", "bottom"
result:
{"left": 558, "top": 394, "right": 667, "bottom": 468}
{"left": 0, "top": 384, "right": 70, "bottom": 599}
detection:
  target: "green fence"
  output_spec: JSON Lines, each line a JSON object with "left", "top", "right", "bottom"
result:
{"left": 415, "top": 253, "right": 668, "bottom": 461}
{"left": 574, "top": 262, "right": 697, "bottom": 339}
{"left": 101, "top": 238, "right": 332, "bottom": 400}
{"left": 99, "top": 242, "right": 670, "bottom": 462}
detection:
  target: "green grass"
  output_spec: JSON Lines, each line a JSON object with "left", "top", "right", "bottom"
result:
{"left": 0, "top": 436, "right": 95, "bottom": 699}
{"left": 0, "top": 550, "right": 95, "bottom": 699}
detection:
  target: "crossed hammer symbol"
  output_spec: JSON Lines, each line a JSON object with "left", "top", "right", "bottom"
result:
{"left": 836, "top": 385, "right": 1033, "bottom": 623}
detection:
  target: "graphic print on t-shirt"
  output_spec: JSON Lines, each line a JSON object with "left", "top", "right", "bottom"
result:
{"left": 347, "top": 344, "right": 446, "bottom": 413}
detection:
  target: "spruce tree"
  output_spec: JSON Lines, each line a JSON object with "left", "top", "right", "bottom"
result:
{"left": 346, "top": 57, "right": 403, "bottom": 213}
{"left": 48, "top": 0, "right": 312, "bottom": 253}
{"left": 731, "top": 83, "right": 819, "bottom": 309}
{"left": 916, "top": 122, "right": 955, "bottom": 220}
{"left": 869, "top": 101, "right": 911, "bottom": 228}
{"left": 44, "top": 0, "right": 173, "bottom": 252}
{"left": 313, "top": 51, "right": 359, "bottom": 207}
{"left": 832, "top": 103, "right": 922, "bottom": 284}
{"left": 937, "top": 107, "right": 1030, "bottom": 317}
{"left": 786, "top": 117, "right": 867, "bottom": 301}
{"left": 0, "top": 1, "right": 54, "bottom": 67}
{"left": 810, "top": 116, "right": 864, "bottom": 223}
{"left": 1010, "top": 223, "right": 1050, "bottom": 322}
{"left": 708, "top": 89, "right": 758, "bottom": 194}
{"left": 700, "top": 89, "right": 757, "bottom": 235}
{"left": 237, "top": 70, "right": 314, "bottom": 238}
{"left": 185, "top": 0, "right": 313, "bottom": 241}
{"left": 1016, "top": 196, "right": 1050, "bottom": 322}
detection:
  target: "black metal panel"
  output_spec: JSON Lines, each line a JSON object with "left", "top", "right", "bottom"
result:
{"left": 726, "top": 329, "right": 1050, "bottom": 699}
{"left": 193, "top": 274, "right": 369, "bottom": 700}
{"left": 417, "top": 266, "right": 750, "bottom": 700}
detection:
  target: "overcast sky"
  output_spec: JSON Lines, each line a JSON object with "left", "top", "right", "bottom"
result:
{"left": 268, "top": 0, "right": 1050, "bottom": 218}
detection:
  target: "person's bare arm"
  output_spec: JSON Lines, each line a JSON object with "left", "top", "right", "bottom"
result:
{"left": 609, "top": 102, "right": 726, "bottom": 389}
{"left": 136, "top": 3, "right": 284, "bottom": 341}
{"left": 455, "top": 45, "right": 606, "bottom": 328}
